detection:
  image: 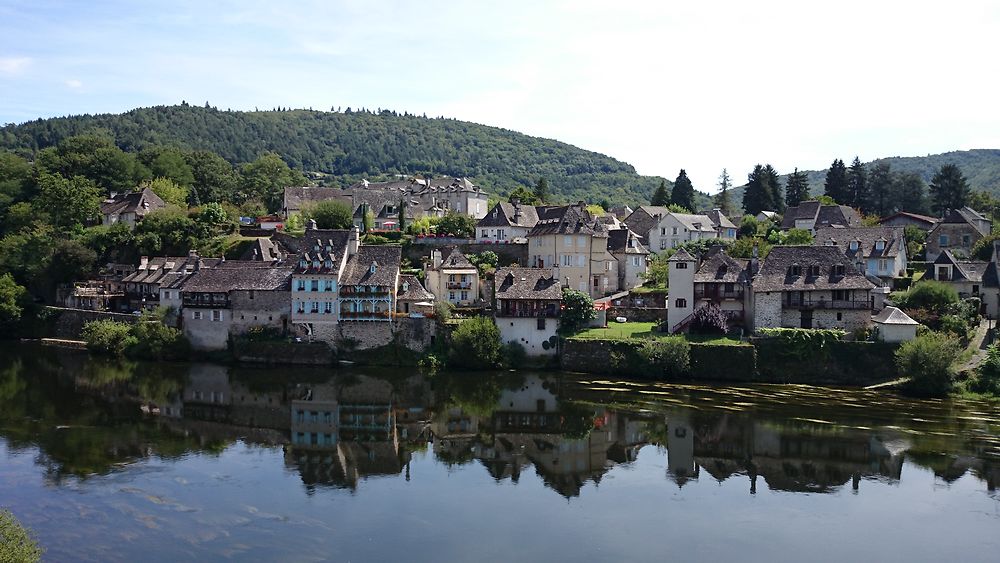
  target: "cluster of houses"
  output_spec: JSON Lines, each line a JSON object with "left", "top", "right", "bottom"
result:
{"left": 77, "top": 174, "right": 1000, "bottom": 357}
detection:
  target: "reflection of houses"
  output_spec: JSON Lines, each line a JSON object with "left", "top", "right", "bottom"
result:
{"left": 666, "top": 409, "right": 698, "bottom": 487}
{"left": 182, "top": 364, "right": 232, "bottom": 422}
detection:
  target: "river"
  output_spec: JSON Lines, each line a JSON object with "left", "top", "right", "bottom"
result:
{"left": 1, "top": 343, "right": 999, "bottom": 562}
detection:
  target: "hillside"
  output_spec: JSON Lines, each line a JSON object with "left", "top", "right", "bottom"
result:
{"left": 0, "top": 104, "right": 688, "bottom": 207}
{"left": 729, "top": 149, "right": 1000, "bottom": 211}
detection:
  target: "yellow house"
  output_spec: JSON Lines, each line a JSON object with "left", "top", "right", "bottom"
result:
{"left": 527, "top": 204, "right": 615, "bottom": 298}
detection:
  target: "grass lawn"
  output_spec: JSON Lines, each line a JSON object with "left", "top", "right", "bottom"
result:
{"left": 571, "top": 322, "right": 747, "bottom": 345}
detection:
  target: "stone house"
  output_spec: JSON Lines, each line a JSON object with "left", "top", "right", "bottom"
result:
{"left": 625, "top": 206, "right": 732, "bottom": 252}
{"left": 691, "top": 247, "right": 753, "bottom": 328}
{"left": 475, "top": 200, "right": 539, "bottom": 243}
{"left": 338, "top": 245, "right": 401, "bottom": 322}
{"left": 607, "top": 229, "right": 650, "bottom": 290}
{"left": 100, "top": 187, "right": 166, "bottom": 228}
{"left": 706, "top": 209, "right": 739, "bottom": 240}
{"left": 396, "top": 274, "right": 434, "bottom": 316}
{"left": 780, "top": 202, "right": 861, "bottom": 234}
{"left": 527, "top": 204, "right": 614, "bottom": 298}
{"left": 815, "top": 226, "right": 908, "bottom": 280}
{"left": 926, "top": 207, "right": 991, "bottom": 260}
{"left": 751, "top": 246, "right": 875, "bottom": 332}
{"left": 121, "top": 252, "right": 221, "bottom": 313}
{"left": 180, "top": 259, "right": 295, "bottom": 351}
{"left": 423, "top": 246, "right": 480, "bottom": 307}
{"left": 493, "top": 267, "right": 562, "bottom": 356}
{"left": 923, "top": 246, "right": 1000, "bottom": 318}
{"left": 289, "top": 225, "right": 356, "bottom": 336}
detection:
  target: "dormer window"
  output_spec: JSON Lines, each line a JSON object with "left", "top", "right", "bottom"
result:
{"left": 849, "top": 240, "right": 859, "bottom": 251}
{"left": 370, "top": 262, "right": 377, "bottom": 274}
{"left": 875, "top": 240, "right": 885, "bottom": 251}
{"left": 314, "top": 244, "right": 321, "bottom": 252}
{"left": 324, "top": 259, "right": 333, "bottom": 269}
{"left": 299, "top": 259, "right": 308, "bottom": 269}
{"left": 402, "top": 282, "right": 409, "bottom": 292}
{"left": 808, "top": 265, "right": 820, "bottom": 277}
{"left": 788, "top": 264, "right": 802, "bottom": 276}
{"left": 312, "top": 260, "right": 320, "bottom": 268}
{"left": 833, "top": 264, "right": 846, "bottom": 276}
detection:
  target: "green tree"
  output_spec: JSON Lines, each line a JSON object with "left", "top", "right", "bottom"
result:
{"left": 670, "top": 169, "right": 695, "bottom": 211}
{"left": 559, "top": 287, "right": 596, "bottom": 334}
{"left": 823, "top": 158, "right": 848, "bottom": 203}
{"left": 437, "top": 212, "right": 476, "bottom": 237}
{"left": 148, "top": 148, "right": 195, "bottom": 188}
{"left": 713, "top": 169, "right": 734, "bottom": 215}
{"left": 534, "top": 177, "right": 550, "bottom": 204}
{"left": 894, "top": 172, "right": 929, "bottom": 215}
{"left": 769, "top": 228, "right": 813, "bottom": 245}
{"left": 197, "top": 202, "right": 229, "bottom": 226}
{"left": 36, "top": 134, "right": 146, "bottom": 194}
{"left": 81, "top": 319, "right": 137, "bottom": 357}
{"left": 185, "top": 150, "right": 238, "bottom": 205}
{"left": 784, "top": 167, "right": 809, "bottom": 208}
{"left": 141, "top": 177, "right": 188, "bottom": 207}
{"left": 0, "top": 274, "right": 29, "bottom": 338}
{"left": 867, "top": 162, "right": 893, "bottom": 217}
{"left": 743, "top": 164, "right": 777, "bottom": 215}
{"left": 847, "top": 157, "right": 868, "bottom": 211}
{"left": 651, "top": 180, "right": 669, "bottom": 206}
{"left": 0, "top": 509, "right": 43, "bottom": 563}
{"left": 929, "top": 163, "right": 970, "bottom": 215}
{"left": 449, "top": 316, "right": 503, "bottom": 369}
{"left": 305, "top": 200, "right": 353, "bottom": 229}
{"left": 896, "top": 332, "right": 961, "bottom": 397}
{"left": 0, "top": 152, "right": 34, "bottom": 229}
{"left": 135, "top": 208, "right": 209, "bottom": 256}
{"left": 763, "top": 164, "right": 784, "bottom": 213}
{"left": 33, "top": 172, "right": 102, "bottom": 229}
{"left": 508, "top": 185, "right": 540, "bottom": 205}
{"left": 239, "top": 152, "right": 308, "bottom": 211}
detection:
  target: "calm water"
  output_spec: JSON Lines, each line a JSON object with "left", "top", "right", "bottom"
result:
{"left": 1, "top": 344, "right": 999, "bottom": 562}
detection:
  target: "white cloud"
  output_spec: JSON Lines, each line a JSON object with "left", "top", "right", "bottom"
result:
{"left": 0, "top": 56, "right": 31, "bottom": 74}
{"left": 65, "top": 79, "right": 83, "bottom": 90}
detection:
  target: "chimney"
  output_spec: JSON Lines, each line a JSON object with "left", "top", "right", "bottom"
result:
{"left": 195, "top": 258, "right": 203, "bottom": 271}
{"left": 432, "top": 249, "right": 443, "bottom": 269}
{"left": 140, "top": 256, "right": 149, "bottom": 269}
{"left": 349, "top": 226, "right": 361, "bottom": 255}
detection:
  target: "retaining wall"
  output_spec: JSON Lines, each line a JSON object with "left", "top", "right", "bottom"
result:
{"left": 44, "top": 306, "right": 141, "bottom": 339}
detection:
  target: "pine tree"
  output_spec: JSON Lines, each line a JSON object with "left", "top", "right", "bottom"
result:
{"left": 929, "top": 163, "right": 970, "bottom": 215}
{"left": 867, "top": 162, "right": 893, "bottom": 217}
{"left": 534, "top": 177, "right": 550, "bottom": 204}
{"left": 895, "top": 172, "right": 929, "bottom": 215}
{"left": 651, "top": 180, "right": 669, "bottom": 206}
{"left": 785, "top": 167, "right": 809, "bottom": 207}
{"left": 743, "top": 164, "right": 776, "bottom": 215}
{"left": 823, "top": 159, "right": 849, "bottom": 204}
{"left": 670, "top": 169, "right": 695, "bottom": 212}
{"left": 764, "top": 164, "right": 784, "bottom": 213}
{"left": 847, "top": 157, "right": 868, "bottom": 211}
{"left": 713, "top": 168, "right": 734, "bottom": 215}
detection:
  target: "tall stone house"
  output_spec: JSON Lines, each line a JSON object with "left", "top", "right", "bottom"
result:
{"left": 607, "top": 229, "right": 650, "bottom": 290}
{"left": 926, "top": 207, "right": 991, "bottom": 260}
{"left": 289, "top": 226, "right": 357, "bottom": 335}
{"left": 100, "top": 187, "right": 166, "bottom": 228}
{"left": 815, "top": 226, "right": 908, "bottom": 281}
{"left": 475, "top": 200, "right": 540, "bottom": 243}
{"left": 624, "top": 206, "right": 736, "bottom": 252}
{"left": 780, "top": 202, "right": 861, "bottom": 234}
{"left": 338, "top": 245, "right": 402, "bottom": 322}
{"left": 423, "top": 246, "right": 480, "bottom": 307}
{"left": 121, "top": 253, "right": 221, "bottom": 312}
{"left": 493, "top": 267, "right": 562, "bottom": 356}
{"left": 527, "top": 204, "right": 614, "bottom": 298}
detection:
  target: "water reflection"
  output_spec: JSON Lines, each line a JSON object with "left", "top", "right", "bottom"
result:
{"left": 2, "top": 343, "right": 1000, "bottom": 500}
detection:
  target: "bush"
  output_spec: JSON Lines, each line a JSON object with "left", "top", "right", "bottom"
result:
{"left": 559, "top": 288, "right": 596, "bottom": 334}
{"left": 304, "top": 199, "right": 353, "bottom": 229}
{"left": 450, "top": 316, "right": 503, "bottom": 369}
{"left": 436, "top": 212, "right": 476, "bottom": 238}
{"left": 757, "top": 328, "right": 845, "bottom": 360}
{"left": 82, "top": 319, "right": 137, "bottom": 357}
{"left": 894, "top": 281, "right": 959, "bottom": 311}
{"left": 896, "top": 332, "right": 961, "bottom": 397}
{"left": 635, "top": 337, "right": 690, "bottom": 379}
{"left": 128, "top": 319, "right": 190, "bottom": 360}
{"left": 503, "top": 341, "right": 528, "bottom": 369}
{"left": 973, "top": 344, "right": 1000, "bottom": 396}
{"left": 434, "top": 301, "right": 453, "bottom": 321}
{"left": 0, "top": 509, "right": 42, "bottom": 563}
{"left": 689, "top": 303, "right": 728, "bottom": 335}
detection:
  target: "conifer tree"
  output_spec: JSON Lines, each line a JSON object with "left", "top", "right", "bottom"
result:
{"left": 785, "top": 167, "right": 809, "bottom": 207}
{"left": 867, "top": 162, "right": 893, "bottom": 217}
{"left": 651, "top": 180, "right": 669, "bottom": 206}
{"left": 713, "top": 169, "right": 734, "bottom": 216}
{"left": 670, "top": 169, "right": 695, "bottom": 212}
{"left": 929, "top": 164, "right": 970, "bottom": 214}
{"left": 823, "top": 159, "right": 849, "bottom": 204}
{"left": 534, "top": 177, "right": 550, "bottom": 204}
{"left": 764, "top": 164, "right": 784, "bottom": 213}
{"left": 847, "top": 157, "right": 868, "bottom": 211}
{"left": 895, "top": 172, "right": 930, "bottom": 215}
{"left": 743, "top": 164, "right": 776, "bottom": 215}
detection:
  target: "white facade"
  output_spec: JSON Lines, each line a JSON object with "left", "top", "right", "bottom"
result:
{"left": 497, "top": 317, "right": 559, "bottom": 356}
{"left": 648, "top": 213, "right": 720, "bottom": 252}
{"left": 666, "top": 251, "right": 696, "bottom": 332}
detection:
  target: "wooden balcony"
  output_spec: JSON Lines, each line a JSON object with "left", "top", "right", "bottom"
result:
{"left": 783, "top": 298, "right": 870, "bottom": 310}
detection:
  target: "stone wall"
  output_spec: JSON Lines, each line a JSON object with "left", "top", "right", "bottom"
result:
{"left": 406, "top": 241, "right": 528, "bottom": 268}
{"left": 607, "top": 307, "right": 667, "bottom": 323}
{"left": 232, "top": 340, "right": 333, "bottom": 365}
{"left": 752, "top": 338, "right": 899, "bottom": 385}
{"left": 560, "top": 338, "right": 755, "bottom": 381}
{"left": 45, "top": 306, "right": 140, "bottom": 339}
{"left": 752, "top": 292, "right": 782, "bottom": 331}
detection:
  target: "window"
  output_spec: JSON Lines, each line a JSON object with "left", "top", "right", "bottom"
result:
{"left": 833, "top": 289, "right": 847, "bottom": 300}
{"left": 849, "top": 241, "right": 859, "bottom": 251}
{"left": 660, "top": 240, "right": 668, "bottom": 250}
{"left": 577, "top": 254, "right": 585, "bottom": 267}
{"left": 972, "top": 284, "right": 979, "bottom": 293}
{"left": 937, "top": 266, "right": 950, "bottom": 280}
{"left": 675, "top": 298, "right": 687, "bottom": 308}
{"left": 311, "top": 302, "right": 320, "bottom": 313}
{"left": 192, "top": 311, "right": 203, "bottom": 320}
{"left": 449, "top": 291, "right": 456, "bottom": 300}
{"left": 461, "top": 290, "right": 469, "bottom": 301}
{"left": 310, "top": 280, "right": 319, "bottom": 292}
{"left": 299, "top": 259, "right": 308, "bottom": 269}
{"left": 562, "top": 254, "right": 573, "bottom": 266}
{"left": 787, "top": 265, "right": 802, "bottom": 276}
{"left": 578, "top": 236, "right": 586, "bottom": 246}
{"left": 724, "top": 283, "right": 735, "bottom": 293}
{"left": 672, "top": 227, "right": 678, "bottom": 235}
{"left": 833, "top": 264, "right": 846, "bottom": 276}
{"left": 324, "top": 259, "right": 332, "bottom": 269}
{"left": 312, "top": 260, "right": 320, "bottom": 269}
{"left": 565, "top": 235, "right": 574, "bottom": 246}
{"left": 632, "top": 256, "right": 641, "bottom": 266}
{"left": 878, "top": 259, "right": 888, "bottom": 272}
{"left": 675, "top": 262, "right": 688, "bottom": 270}
{"left": 808, "top": 265, "right": 820, "bottom": 277}
{"left": 324, "top": 280, "right": 334, "bottom": 292}
{"left": 297, "top": 301, "right": 305, "bottom": 313}
{"left": 939, "top": 234, "right": 949, "bottom": 246}
{"left": 324, "top": 302, "right": 333, "bottom": 314}
{"left": 837, "top": 312, "right": 843, "bottom": 321}
{"left": 963, "top": 234, "right": 971, "bottom": 246}
{"left": 481, "top": 230, "right": 488, "bottom": 238}
{"left": 660, "top": 227, "right": 666, "bottom": 235}
{"left": 537, "top": 317, "right": 546, "bottom": 330}
{"left": 297, "top": 280, "right": 306, "bottom": 291}
{"left": 875, "top": 240, "right": 885, "bottom": 251}
{"left": 248, "top": 290, "right": 254, "bottom": 300}
{"left": 212, "top": 310, "right": 222, "bottom": 321}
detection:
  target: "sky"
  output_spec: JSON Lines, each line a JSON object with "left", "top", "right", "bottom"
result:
{"left": 2, "top": 0, "right": 1000, "bottom": 192}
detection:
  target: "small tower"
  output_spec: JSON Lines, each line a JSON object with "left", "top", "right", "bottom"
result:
{"left": 666, "top": 248, "right": 697, "bottom": 333}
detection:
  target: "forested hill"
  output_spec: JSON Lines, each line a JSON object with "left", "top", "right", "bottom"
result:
{"left": 0, "top": 104, "right": 671, "bottom": 206}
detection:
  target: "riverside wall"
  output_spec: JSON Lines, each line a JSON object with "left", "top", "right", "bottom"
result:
{"left": 44, "top": 306, "right": 141, "bottom": 339}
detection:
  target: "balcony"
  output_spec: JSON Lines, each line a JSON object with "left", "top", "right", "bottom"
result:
{"left": 783, "top": 298, "right": 870, "bottom": 310}
{"left": 340, "top": 288, "right": 391, "bottom": 297}
{"left": 498, "top": 308, "right": 559, "bottom": 318}
{"left": 182, "top": 294, "right": 230, "bottom": 308}
{"left": 695, "top": 288, "right": 744, "bottom": 301}
{"left": 447, "top": 281, "right": 473, "bottom": 289}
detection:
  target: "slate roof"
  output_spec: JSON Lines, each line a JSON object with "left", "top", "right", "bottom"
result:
{"left": 477, "top": 202, "right": 540, "bottom": 228}
{"left": 527, "top": 205, "right": 608, "bottom": 238}
{"left": 623, "top": 207, "right": 663, "bottom": 241}
{"left": 693, "top": 248, "right": 751, "bottom": 284}
{"left": 181, "top": 260, "right": 295, "bottom": 292}
{"left": 706, "top": 209, "right": 738, "bottom": 230}
{"left": 341, "top": 245, "right": 402, "bottom": 287}
{"left": 432, "top": 246, "right": 476, "bottom": 270}
{"left": 781, "top": 202, "right": 861, "bottom": 230}
{"left": 495, "top": 267, "right": 562, "bottom": 300}
{"left": 607, "top": 229, "right": 649, "bottom": 254}
{"left": 672, "top": 212, "right": 718, "bottom": 233}
{"left": 936, "top": 206, "right": 992, "bottom": 235}
{"left": 293, "top": 229, "right": 353, "bottom": 271}
{"left": 928, "top": 250, "right": 998, "bottom": 285}
{"left": 872, "top": 306, "right": 918, "bottom": 325}
{"left": 240, "top": 238, "right": 284, "bottom": 261}
{"left": 879, "top": 211, "right": 939, "bottom": 227}
{"left": 667, "top": 248, "right": 696, "bottom": 262}
{"left": 348, "top": 177, "right": 484, "bottom": 194}
{"left": 100, "top": 188, "right": 166, "bottom": 218}
{"left": 815, "top": 226, "right": 905, "bottom": 260}
{"left": 282, "top": 186, "right": 352, "bottom": 214}
{"left": 753, "top": 246, "right": 875, "bottom": 292}
{"left": 121, "top": 255, "right": 222, "bottom": 288}
{"left": 397, "top": 274, "right": 434, "bottom": 302}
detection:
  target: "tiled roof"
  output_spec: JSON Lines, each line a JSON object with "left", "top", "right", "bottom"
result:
{"left": 929, "top": 250, "right": 993, "bottom": 284}
{"left": 706, "top": 209, "right": 738, "bottom": 230}
{"left": 477, "top": 202, "right": 540, "bottom": 228}
{"left": 100, "top": 188, "right": 166, "bottom": 218}
{"left": 122, "top": 255, "right": 221, "bottom": 287}
{"left": 872, "top": 306, "right": 919, "bottom": 325}
{"left": 607, "top": 229, "right": 649, "bottom": 254}
{"left": 753, "top": 246, "right": 875, "bottom": 292}
{"left": 527, "top": 205, "right": 608, "bottom": 238}
{"left": 240, "top": 238, "right": 284, "bottom": 261}
{"left": 397, "top": 274, "right": 434, "bottom": 301}
{"left": 495, "top": 267, "right": 562, "bottom": 300}
{"left": 434, "top": 246, "right": 476, "bottom": 270}
{"left": 181, "top": 260, "right": 295, "bottom": 292}
{"left": 342, "top": 245, "right": 401, "bottom": 286}
{"left": 667, "top": 248, "right": 696, "bottom": 262}
{"left": 693, "top": 248, "right": 751, "bottom": 284}
{"left": 815, "top": 226, "right": 905, "bottom": 260}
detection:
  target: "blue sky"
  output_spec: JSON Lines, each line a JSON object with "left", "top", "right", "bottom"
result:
{"left": 2, "top": 0, "right": 1000, "bottom": 190}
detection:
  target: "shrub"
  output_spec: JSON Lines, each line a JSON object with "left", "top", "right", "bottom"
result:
{"left": 973, "top": 344, "right": 1000, "bottom": 395}
{"left": 450, "top": 317, "right": 503, "bottom": 369}
{"left": 304, "top": 200, "right": 353, "bottom": 229}
{"left": 82, "top": 319, "right": 137, "bottom": 357}
{"left": 689, "top": 303, "right": 728, "bottom": 335}
{"left": 559, "top": 288, "right": 596, "bottom": 334}
{"left": 895, "top": 332, "right": 961, "bottom": 397}
{"left": 939, "top": 314, "right": 971, "bottom": 341}
{"left": 503, "top": 341, "right": 528, "bottom": 369}
{"left": 128, "top": 319, "right": 190, "bottom": 360}
{"left": 757, "top": 328, "right": 845, "bottom": 360}
{"left": 894, "top": 281, "right": 959, "bottom": 311}
{"left": 0, "top": 509, "right": 42, "bottom": 563}
{"left": 635, "top": 337, "right": 690, "bottom": 379}
{"left": 434, "top": 301, "right": 453, "bottom": 321}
